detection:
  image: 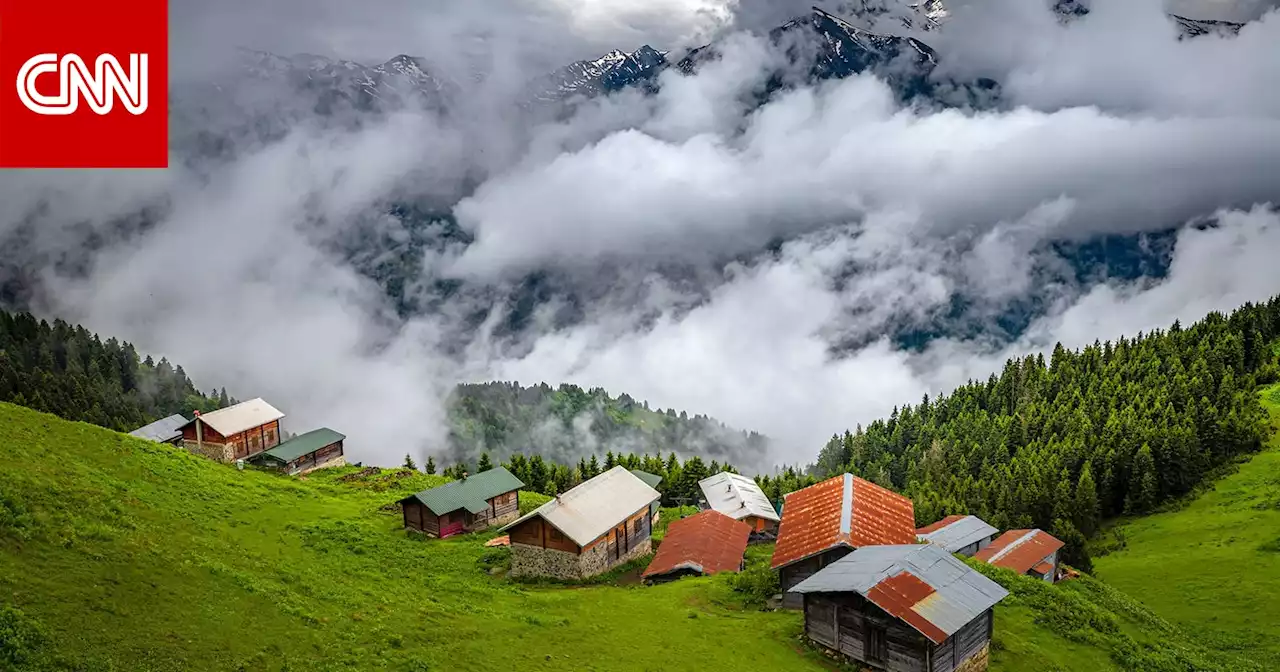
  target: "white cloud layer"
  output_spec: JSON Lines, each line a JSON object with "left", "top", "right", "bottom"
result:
{"left": 3, "top": 0, "right": 1279, "bottom": 470}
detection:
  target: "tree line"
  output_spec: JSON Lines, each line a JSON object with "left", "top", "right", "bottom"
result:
{"left": 813, "top": 299, "right": 1280, "bottom": 570}
{"left": 0, "top": 310, "right": 228, "bottom": 432}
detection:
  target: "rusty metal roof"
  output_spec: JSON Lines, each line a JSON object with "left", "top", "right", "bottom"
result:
{"left": 642, "top": 510, "right": 751, "bottom": 580}
{"left": 916, "top": 515, "right": 998, "bottom": 553}
{"left": 789, "top": 544, "right": 1009, "bottom": 645}
{"left": 770, "top": 474, "right": 916, "bottom": 570}
{"left": 973, "top": 529, "right": 1065, "bottom": 574}
{"left": 916, "top": 515, "right": 966, "bottom": 535}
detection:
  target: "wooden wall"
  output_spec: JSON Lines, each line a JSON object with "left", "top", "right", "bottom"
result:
{"left": 781, "top": 546, "right": 851, "bottom": 609}
{"left": 508, "top": 517, "right": 581, "bottom": 553}
{"left": 180, "top": 419, "right": 280, "bottom": 460}
{"left": 930, "top": 610, "right": 992, "bottom": 672}
{"left": 402, "top": 500, "right": 441, "bottom": 536}
{"left": 803, "top": 592, "right": 931, "bottom": 672}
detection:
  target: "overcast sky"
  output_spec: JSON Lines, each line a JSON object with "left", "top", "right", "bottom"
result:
{"left": 3, "top": 0, "right": 1279, "bottom": 470}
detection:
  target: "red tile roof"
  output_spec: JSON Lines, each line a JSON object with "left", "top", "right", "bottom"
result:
{"left": 916, "top": 514, "right": 966, "bottom": 535}
{"left": 974, "top": 529, "right": 1065, "bottom": 574}
{"left": 770, "top": 474, "right": 916, "bottom": 569}
{"left": 866, "top": 571, "right": 949, "bottom": 644}
{"left": 642, "top": 510, "right": 751, "bottom": 579}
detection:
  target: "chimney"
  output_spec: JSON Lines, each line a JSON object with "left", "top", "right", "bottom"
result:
{"left": 193, "top": 410, "right": 203, "bottom": 453}
{"left": 461, "top": 471, "right": 469, "bottom": 481}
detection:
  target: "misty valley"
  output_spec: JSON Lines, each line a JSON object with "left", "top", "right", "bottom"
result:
{"left": 2, "top": 0, "right": 1280, "bottom": 671}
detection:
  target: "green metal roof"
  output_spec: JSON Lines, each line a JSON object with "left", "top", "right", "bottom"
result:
{"left": 401, "top": 466, "right": 525, "bottom": 516}
{"left": 630, "top": 469, "right": 663, "bottom": 490}
{"left": 255, "top": 428, "right": 345, "bottom": 463}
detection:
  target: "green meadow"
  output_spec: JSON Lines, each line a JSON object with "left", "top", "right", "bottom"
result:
{"left": 0, "top": 401, "right": 1261, "bottom": 671}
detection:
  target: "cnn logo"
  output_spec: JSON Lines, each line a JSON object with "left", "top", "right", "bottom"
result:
{"left": 16, "top": 53, "right": 148, "bottom": 116}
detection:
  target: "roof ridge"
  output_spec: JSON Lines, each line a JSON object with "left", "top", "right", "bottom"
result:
{"left": 839, "top": 473, "right": 854, "bottom": 536}
{"left": 987, "top": 529, "right": 1040, "bottom": 563}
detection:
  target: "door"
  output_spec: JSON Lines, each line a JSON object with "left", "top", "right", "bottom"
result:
{"left": 614, "top": 524, "right": 627, "bottom": 560}
{"left": 866, "top": 624, "right": 887, "bottom": 665}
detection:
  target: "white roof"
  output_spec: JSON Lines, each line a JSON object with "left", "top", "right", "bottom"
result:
{"left": 193, "top": 398, "right": 284, "bottom": 436}
{"left": 500, "top": 466, "right": 660, "bottom": 547}
{"left": 917, "top": 516, "right": 999, "bottom": 553}
{"left": 698, "top": 471, "right": 780, "bottom": 523}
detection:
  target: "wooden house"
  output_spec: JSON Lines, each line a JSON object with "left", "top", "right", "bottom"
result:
{"left": 772, "top": 474, "right": 916, "bottom": 609}
{"left": 630, "top": 469, "right": 663, "bottom": 526}
{"left": 248, "top": 427, "right": 345, "bottom": 475}
{"left": 501, "top": 466, "right": 660, "bottom": 580}
{"left": 791, "top": 544, "right": 1009, "bottom": 672}
{"left": 128, "top": 414, "right": 187, "bottom": 446}
{"left": 698, "top": 471, "right": 781, "bottom": 540}
{"left": 642, "top": 510, "right": 750, "bottom": 584}
{"left": 916, "top": 515, "right": 998, "bottom": 557}
{"left": 974, "top": 529, "right": 1065, "bottom": 583}
{"left": 178, "top": 398, "right": 284, "bottom": 463}
{"left": 398, "top": 466, "right": 524, "bottom": 538}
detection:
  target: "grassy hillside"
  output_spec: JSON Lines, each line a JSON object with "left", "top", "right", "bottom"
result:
{"left": 0, "top": 401, "right": 1249, "bottom": 672}
{"left": 1091, "top": 384, "right": 1280, "bottom": 670}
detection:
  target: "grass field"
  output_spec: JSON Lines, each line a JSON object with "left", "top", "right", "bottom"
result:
{"left": 1091, "top": 384, "right": 1280, "bottom": 670}
{"left": 0, "top": 401, "right": 1254, "bottom": 672}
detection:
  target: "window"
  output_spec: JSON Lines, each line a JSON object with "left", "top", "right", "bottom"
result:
{"left": 632, "top": 517, "right": 643, "bottom": 535}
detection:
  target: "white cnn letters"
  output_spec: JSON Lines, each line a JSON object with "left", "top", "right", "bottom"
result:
{"left": 16, "top": 52, "right": 148, "bottom": 116}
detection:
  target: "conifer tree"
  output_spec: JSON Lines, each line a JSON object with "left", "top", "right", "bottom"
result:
{"left": 1126, "top": 444, "right": 1159, "bottom": 514}
{"left": 478, "top": 452, "right": 493, "bottom": 472}
{"left": 403, "top": 453, "right": 417, "bottom": 471}
{"left": 424, "top": 456, "right": 436, "bottom": 475}
{"left": 1074, "top": 461, "right": 1100, "bottom": 536}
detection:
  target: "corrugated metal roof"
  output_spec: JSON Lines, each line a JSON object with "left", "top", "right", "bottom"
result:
{"left": 916, "top": 515, "right": 998, "bottom": 553}
{"left": 771, "top": 474, "right": 916, "bottom": 570}
{"left": 790, "top": 544, "right": 1009, "bottom": 644}
{"left": 630, "top": 469, "right": 663, "bottom": 490}
{"left": 187, "top": 398, "right": 284, "bottom": 437}
{"left": 642, "top": 510, "right": 751, "bottom": 579}
{"left": 698, "top": 472, "right": 780, "bottom": 523}
{"left": 402, "top": 466, "right": 525, "bottom": 516}
{"left": 916, "top": 514, "right": 966, "bottom": 535}
{"left": 128, "top": 414, "right": 187, "bottom": 442}
{"left": 500, "top": 466, "right": 660, "bottom": 547}
{"left": 255, "top": 428, "right": 344, "bottom": 463}
{"left": 974, "top": 529, "right": 1064, "bottom": 574}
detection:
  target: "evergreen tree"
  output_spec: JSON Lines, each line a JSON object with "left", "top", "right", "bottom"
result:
{"left": 403, "top": 453, "right": 418, "bottom": 471}
{"left": 424, "top": 456, "right": 437, "bottom": 475}
{"left": 587, "top": 455, "right": 600, "bottom": 478}
{"left": 1074, "top": 461, "right": 1100, "bottom": 536}
{"left": 1126, "top": 444, "right": 1159, "bottom": 514}
{"left": 478, "top": 452, "right": 493, "bottom": 472}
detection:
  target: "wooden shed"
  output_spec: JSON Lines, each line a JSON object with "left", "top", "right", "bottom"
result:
{"left": 630, "top": 469, "right": 664, "bottom": 527}
{"left": 398, "top": 466, "right": 524, "bottom": 538}
{"left": 128, "top": 414, "right": 188, "bottom": 446}
{"left": 177, "top": 398, "right": 284, "bottom": 463}
{"left": 642, "top": 510, "right": 751, "bottom": 584}
{"left": 916, "top": 515, "right": 998, "bottom": 557}
{"left": 698, "top": 471, "right": 781, "bottom": 541}
{"left": 791, "top": 544, "right": 1009, "bottom": 672}
{"left": 974, "top": 529, "right": 1065, "bottom": 583}
{"left": 248, "top": 427, "right": 345, "bottom": 475}
{"left": 772, "top": 474, "right": 917, "bottom": 608}
{"left": 501, "top": 466, "right": 660, "bottom": 580}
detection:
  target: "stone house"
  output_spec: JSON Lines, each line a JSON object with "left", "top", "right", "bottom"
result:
{"left": 974, "top": 529, "right": 1065, "bottom": 582}
{"left": 916, "top": 515, "right": 999, "bottom": 557}
{"left": 178, "top": 398, "right": 284, "bottom": 463}
{"left": 248, "top": 427, "right": 346, "bottom": 475}
{"left": 772, "top": 473, "right": 917, "bottom": 608}
{"left": 398, "top": 466, "right": 525, "bottom": 538}
{"left": 791, "top": 544, "right": 1009, "bottom": 672}
{"left": 501, "top": 466, "right": 660, "bottom": 580}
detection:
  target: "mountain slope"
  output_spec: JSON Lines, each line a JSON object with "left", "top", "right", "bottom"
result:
{"left": 1090, "top": 383, "right": 1280, "bottom": 670}
{"left": 0, "top": 400, "right": 1248, "bottom": 672}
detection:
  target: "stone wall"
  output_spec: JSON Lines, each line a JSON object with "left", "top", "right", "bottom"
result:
{"left": 956, "top": 643, "right": 990, "bottom": 672}
{"left": 183, "top": 439, "right": 233, "bottom": 463}
{"left": 510, "top": 543, "right": 583, "bottom": 580}
{"left": 296, "top": 456, "right": 347, "bottom": 475}
{"left": 493, "top": 509, "right": 520, "bottom": 527}
{"left": 510, "top": 537, "right": 653, "bottom": 580}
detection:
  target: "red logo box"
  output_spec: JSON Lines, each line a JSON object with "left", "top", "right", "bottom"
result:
{"left": 0, "top": 0, "right": 168, "bottom": 168}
